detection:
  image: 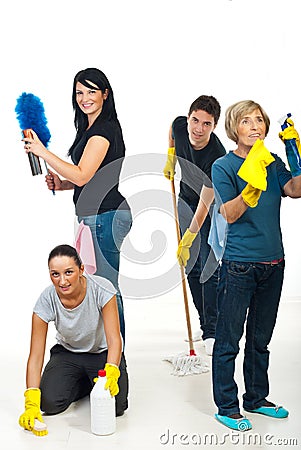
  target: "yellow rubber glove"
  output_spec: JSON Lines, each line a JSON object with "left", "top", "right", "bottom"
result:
{"left": 279, "top": 118, "right": 301, "bottom": 150}
{"left": 278, "top": 118, "right": 301, "bottom": 177}
{"left": 241, "top": 183, "right": 262, "bottom": 208}
{"left": 163, "top": 147, "right": 177, "bottom": 181}
{"left": 237, "top": 139, "right": 275, "bottom": 191}
{"left": 104, "top": 363, "right": 120, "bottom": 397}
{"left": 177, "top": 228, "right": 197, "bottom": 267}
{"left": 19, "top": 388, "right": 47, "bottom": 435}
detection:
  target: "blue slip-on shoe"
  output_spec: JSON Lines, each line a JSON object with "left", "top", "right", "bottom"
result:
{"left": 245, "top": 405, "right": 289, "bottom": 419}
{"left": 215, "top": 414, "right": 252, "bottom": 431}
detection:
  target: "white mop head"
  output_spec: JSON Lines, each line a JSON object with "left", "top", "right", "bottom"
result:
{"left": 163, "top": 352, "right": 209, "bottom": 376}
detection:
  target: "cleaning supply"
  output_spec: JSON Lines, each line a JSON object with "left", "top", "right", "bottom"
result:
{"left": 241, "top": 184, "right": 262, "bottom": 208}
{"left": 22, "top": 128, "right": 43, "bottom": 175}
{"left": 163, "top": 179, "right": 209, "bottom": 376}
{"left": 90, "top": 369, "right": 116, "bottom": 435}
{"left": 104, "top": 363, "right": 120, "bottom": 397}
{"left": 74, "top": 220, "right": 97, "bottom": 274}
{"left": 177, "top": 228, "right": 197, "bottom": 267}
{"left": 278, "top": 115, "right": 301, "bottom": 177}
{"left": 163, "top": 147, "right": 177, "bottom": 181}
{"left": 15, "top": 92, "right": 55, "bottom": 194}
{"left": 237, "top": 139, "right": 275, "bottom": 208}
{"left": 33, "top": 419, "right": 48, "bottom": 436}
{"left": 19, "top": 388, "right": 48, "bottom": 436}
{"left": 237, "top": 139, "right": 275, "bottom": 190}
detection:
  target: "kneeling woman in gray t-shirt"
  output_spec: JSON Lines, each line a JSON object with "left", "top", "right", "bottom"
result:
{"left": 19, "top": 244, "right": 128, "bottom": 435}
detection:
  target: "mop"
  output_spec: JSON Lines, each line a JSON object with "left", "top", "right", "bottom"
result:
{"left": 163, "top": 179, "right": 209, "bottom": 376}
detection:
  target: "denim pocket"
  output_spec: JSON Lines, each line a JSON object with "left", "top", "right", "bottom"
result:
{"left": 113, "top": 215, "right": 132, "bottom": 248}
{"left": 228, "top": 261, "right": 253, "bottom": 276}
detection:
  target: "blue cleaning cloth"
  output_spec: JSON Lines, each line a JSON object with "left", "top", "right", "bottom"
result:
{"left": 208, "top": 204, "right": 227, "bottom": 261}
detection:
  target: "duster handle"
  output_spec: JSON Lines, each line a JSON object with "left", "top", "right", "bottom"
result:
{"left": 23, "top": 129, "right": 42, "bottom": 176}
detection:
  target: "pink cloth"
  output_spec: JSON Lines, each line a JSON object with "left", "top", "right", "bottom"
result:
{"left": 74, "top": 220, "right": 97, "bottom": 274}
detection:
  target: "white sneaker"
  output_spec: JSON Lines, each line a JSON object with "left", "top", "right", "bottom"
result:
{"left": 204, "top": 338, "right": 215, "bottom": 356}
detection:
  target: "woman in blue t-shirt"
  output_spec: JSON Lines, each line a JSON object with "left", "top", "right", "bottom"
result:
{"left": 211, "top": 100, "right": 301, "bottom": 432}
{"left": 23, "top": 68, "right": 132, "bottom": 340}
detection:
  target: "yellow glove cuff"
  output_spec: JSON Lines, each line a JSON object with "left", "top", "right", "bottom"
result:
{"left": 163, "top": 147, "right": 177, "bottom": 180}
{"left": 241, "top": 184, "right": 262, "bottom": 208}
{"left": 24, "top": 388, "right": 41, "bottom": 408}
{"left": 181, "top": 228, "right": 197, "bottom": 247}
{"left": 19, "top": 388, "right": 45, "bottom": 433}
{"left": 104, "top": 363, "right": 120, "bottom": 397}
{"left": 177, "top": 229, "right": 197, "bottom": 267}
{"left": 105, "top": 363, "right": 120, "bottom": 376}
{"left": 279, "top": 122, "right": 301, "bottom": 153}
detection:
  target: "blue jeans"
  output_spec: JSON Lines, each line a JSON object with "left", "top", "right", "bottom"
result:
{"left": 178, "top": 199, "right": 219, "bottom": 340}
{"left": 78, "top": 210, "right": 132, "bottom": 340}
{"left": 212, "top": 259, "right": 285, "bottom": 416}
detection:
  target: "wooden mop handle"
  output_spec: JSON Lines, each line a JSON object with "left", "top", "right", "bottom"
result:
{"left": 170, "top": 179, "right": 196, "bottom": 355}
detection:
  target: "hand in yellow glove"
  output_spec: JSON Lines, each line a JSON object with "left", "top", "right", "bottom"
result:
{"left": 104, "top": 363, "right": 120, "bottom": 397}
{"left": 278, "top": 118, "right": 301, "bottom": 177}
{"left": 237, "top": 139, "right": 275, "bottom": 191}
{"left": 163, "top": 147, "right": 177, "bottom": 181}
{"left": 177, "top": 228, "right": 197, "bottom": 267}
{"left": 241, "top": 183, "right": 262, "bottom": 208}
{"left": 279, "top": 118, "right": 301, "bottom": 150}
{"left": 19, "top": 388, "right": 48, "bottom": 436}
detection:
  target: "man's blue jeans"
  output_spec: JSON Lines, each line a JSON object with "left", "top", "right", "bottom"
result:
{"left": 213, "top": 259, "right": 285, "bottom": 416}
{"left": 178, "top": 199, "right": 219, "bottom": 340}
{"left": 78, "top": 210, "right": 132, "bottom": 340}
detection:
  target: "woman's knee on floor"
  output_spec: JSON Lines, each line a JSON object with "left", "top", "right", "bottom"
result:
{"left": 41, "top": 391, "right": 72, "bottom": 415}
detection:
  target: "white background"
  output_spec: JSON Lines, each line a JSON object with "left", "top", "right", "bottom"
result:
{"left": 1, "top": 0, "right": 300, "bottom": 327}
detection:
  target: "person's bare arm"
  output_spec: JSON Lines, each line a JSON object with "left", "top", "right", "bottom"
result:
{"left": 102, "top": 296, "right": 122, "bottom": 366}
{"left": 219, "top": 194, "right": 249, "bottom": 224}
{"left": 26, "top": 314, "right": 48, "bottom": 388}
{"left": 189, "top": 186, "right": 215, "bottom": 232}
{"left": 25, "top": 130, "right": 109, "bottom": 187}
{"left": 283, "top": 175, "right": 301, "bottom": 198}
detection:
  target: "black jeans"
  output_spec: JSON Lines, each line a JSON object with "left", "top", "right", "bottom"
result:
{"left": 40, "top": 345, "right": 128, "bottom": 416}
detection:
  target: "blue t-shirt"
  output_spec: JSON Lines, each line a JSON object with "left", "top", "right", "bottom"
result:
{"left": 211, "top": 151, "right": 292, "bottom": 262}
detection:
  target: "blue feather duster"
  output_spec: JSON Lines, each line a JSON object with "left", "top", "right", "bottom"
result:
{"left": 15, "top": 93, "right": 55, "bottom": 194}
{"left": 15, "top": 92, "right": 51, "bottom": 147}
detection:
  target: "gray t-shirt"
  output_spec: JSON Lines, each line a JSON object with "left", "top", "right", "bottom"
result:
{"left": 33, "top": 273, "right": 117, "bottom": 353}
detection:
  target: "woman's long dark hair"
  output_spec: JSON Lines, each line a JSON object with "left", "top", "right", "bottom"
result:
{"left": 68, "top": 68, "right": 118, "bottom": 156}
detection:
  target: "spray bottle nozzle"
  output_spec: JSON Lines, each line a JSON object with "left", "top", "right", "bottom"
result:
{"left": 278, "top": 113, "right": 292, "bottom": 130}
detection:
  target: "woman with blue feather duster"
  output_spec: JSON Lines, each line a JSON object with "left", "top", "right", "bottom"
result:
{"left": 23, "top": 68, "right": 132, "bottom": 342}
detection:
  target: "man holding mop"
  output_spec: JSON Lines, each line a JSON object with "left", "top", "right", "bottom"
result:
{"left": 163, "top": 95, "right": 226, "bottom": 355}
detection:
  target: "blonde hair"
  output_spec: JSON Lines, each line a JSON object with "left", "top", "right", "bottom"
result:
{"left": 225, "top": 100, "right": 270, "bottom": 144}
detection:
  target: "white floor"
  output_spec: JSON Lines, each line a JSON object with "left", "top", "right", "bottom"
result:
{"left": 2, "top": 291, "right": 300, "bottom": 450}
